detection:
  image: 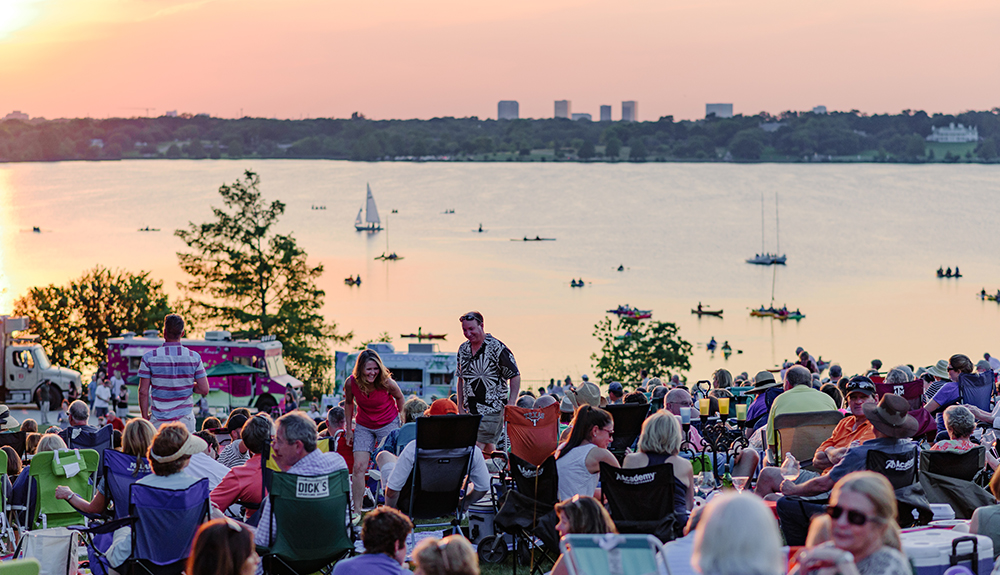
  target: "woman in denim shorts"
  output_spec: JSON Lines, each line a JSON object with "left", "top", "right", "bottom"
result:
{"left": 344, "top": 349, "right": 405, "bottom": 514}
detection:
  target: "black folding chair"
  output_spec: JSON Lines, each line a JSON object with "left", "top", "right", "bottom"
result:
{"left": 395, "top": 414, "right": 481, "bottom": 536}
{"left": 599, "top": 462, "right": 679, "bottom": 543}
{"left": 59, "top": 425, "right": 115, "bottom": 471}
{"left": 0, "top": 431, "right": 27, "bottom": 459}
{"left": 489, "top": 454, "right": 559, "bottom": 575}
{"left": 865, "top": 446, "right": 919, "bottom": 490}
{"left": 922, "top": 447, "right": 985, "bottom": 483}
{"left": 603, "top": 404, "right": 650, "bottom": 463}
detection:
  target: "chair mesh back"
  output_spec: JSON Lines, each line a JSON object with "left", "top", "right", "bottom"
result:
{"left": 958, "top": 372, "right": 994, "bottom": 412}
{"left": 921, "top": 447, "right": 984, "bottom": 482}
{"left": 600, "top": 463, "right": 675, "bottom": 522}
{"left": 403, "top": 415, "right": 480, "bottom": 519}
{"left": 130, "top": 479, "right": 209, "bottom": 566}
{"left": 102, "top": 450, "right": 152, "bottom": 521}
{"left": 266, "top": 470, "right": 351, "bottom": 567}
{"left": 866, "top": 447, "right": 918, "bottom": 490}
{"left": 504, "top": 405, "right": 559, "bottom": 467}
{"left": 509, "top": 453, "right": 558, "bottom": 505}
{"left": 416, "top": 415, "right": 481, "bottom": 448}
{"left": 773, "top": 411, "right": 845, "bottom": 465}
{"left": 604, "top": 404, "right": 650, "bottom": 454}
{"left": 0, "top": 431, "right": 27, "bottom": 459}
{"left": 60, "top": 426, "right": 114, "bottom": 471}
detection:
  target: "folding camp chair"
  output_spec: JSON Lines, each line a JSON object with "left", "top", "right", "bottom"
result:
{"left": 866, "top": 446, "right": 919, "bottom": 490}
{"left": 59, "top": 425, "right": 114, "bottom": 471}
{"left": 922, "top": 447, "right": 985, "bottom": 483}
{"left": 559, "top": 533, "right": 667, "bottom": 575}
{"left": 874, "top": 380, "right": 925, "bottom": 411}
{"left": 599, "top": 462, "right": 679, "bottom": 543}
{"left": 0, "top": 450, "right": 15, "bottom": 552}
{"left": 604, "top": 404, "right": 650, "bottom": 463}
{"left": 0, "top": 431, "right": 27, "bottom": 459}
{"left": 489, "top": 454, "right": 559, "bottom": 574}
{"left": 0, "top": 560, "right": 38, "bottom": 575}
{"left": 128, "top": 478, "right": 210, "bottom": 575}
{"left": 396, "top": 414, "right": 481, "bottom": 535}
{"left": 919, "top": 448, "right": 994, "bottom": 519}
{"left": 773, "top": 411, "right": 845, "bottom": 468}
{"left": 258, "top": 469, "right": 353, "bottom": 575}
{"left": 22, "top": 448, "right": 100, "bottom": 530}
{"left": 504, "top": 404, "right": 559, "bottom": 467}
{"left": 394, "top": 422, "right": 416, "bottom": 455}
{"left": 103, "top": 449, "right": 152, "bottom": 521}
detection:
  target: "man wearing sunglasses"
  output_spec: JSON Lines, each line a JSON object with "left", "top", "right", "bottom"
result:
{"left": 456, "top": 311, "right": 521, "bottom": 454}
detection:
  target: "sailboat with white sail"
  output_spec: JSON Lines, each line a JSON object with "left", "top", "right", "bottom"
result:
{"left": 746, "top": 193, "right": 786, "bottom": 265}
{"left": 354, "top": 183, "right": 382, "bottom": 232}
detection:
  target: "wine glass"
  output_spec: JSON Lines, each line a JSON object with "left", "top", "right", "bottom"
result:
{"left": 731, "top": 475, "right": 750, "bottom": 493}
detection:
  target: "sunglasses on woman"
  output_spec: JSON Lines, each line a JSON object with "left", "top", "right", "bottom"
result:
{"left": 826, "top": 505, "right": 880, "bottom": 526}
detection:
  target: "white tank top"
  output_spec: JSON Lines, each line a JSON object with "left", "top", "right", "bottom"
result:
{"left": 556, "top": 443, "right": 598, "bottom": 501}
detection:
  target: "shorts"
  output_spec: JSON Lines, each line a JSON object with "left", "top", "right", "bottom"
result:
{"left": 151, "top": 412, "right": 196, "bottom": 432}
{"left": 354, "top": 420, "right": 399, "bottom": 454}
{"left": 94, "top": 407, "right": 109, "bottom": 419}
{"left": 477, "top": 412, "right": 503, "bottom": 445}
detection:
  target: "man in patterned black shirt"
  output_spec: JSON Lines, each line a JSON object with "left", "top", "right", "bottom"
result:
{"left": 456, "top": 311, "right": 521, "bottom": 454}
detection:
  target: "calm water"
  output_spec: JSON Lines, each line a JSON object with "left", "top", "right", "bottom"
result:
{"left": 0, "top": 160, "right": 998, "bottom": 386}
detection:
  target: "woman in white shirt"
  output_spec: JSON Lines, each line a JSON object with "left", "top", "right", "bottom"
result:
{"left": 555, "top": 405, "right": 619, "bottom": 501}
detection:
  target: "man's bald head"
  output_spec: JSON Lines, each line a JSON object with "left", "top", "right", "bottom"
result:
{"left": 664, "top": 388, "right": 693, "bottom": 415}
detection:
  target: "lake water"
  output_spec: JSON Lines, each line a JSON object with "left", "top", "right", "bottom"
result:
{"left": 0, "top": 160, "right": 997, "bottom": 387}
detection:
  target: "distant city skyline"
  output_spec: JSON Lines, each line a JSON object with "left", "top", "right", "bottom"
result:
{"left": 1, "top": 0, "right": 997, "bottom": 121}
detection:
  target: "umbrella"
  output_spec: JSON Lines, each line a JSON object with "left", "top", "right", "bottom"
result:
{"left": 204, "top": 361, "right": 265, "bottom": 377}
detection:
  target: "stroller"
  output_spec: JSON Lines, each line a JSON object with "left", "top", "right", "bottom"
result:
{"left": 483, "top": 453, "right": 560, "bottom": 575}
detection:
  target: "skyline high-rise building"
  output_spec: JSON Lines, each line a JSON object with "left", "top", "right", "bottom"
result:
{"left": 622, "top": 101, "right": 637, "bottom": 122}
{"left": 600, "top": 105, "right": 612, "bottom": 122}
{"left": 705, "top": 103, "right": 734, "bottom": 118}
{"left": 498, "top": 100, "right": 519, "bottom": 120}
{"left": 554, "top": 100, "right": 571, "bottom": 119}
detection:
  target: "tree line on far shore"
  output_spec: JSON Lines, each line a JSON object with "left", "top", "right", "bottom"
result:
{"left": 2, "top": 109, "right": 1000, "bottom": 163}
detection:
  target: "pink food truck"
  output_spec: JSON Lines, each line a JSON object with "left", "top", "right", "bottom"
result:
{"left": 106, "top": 329, "right": 302, "bottom": 414}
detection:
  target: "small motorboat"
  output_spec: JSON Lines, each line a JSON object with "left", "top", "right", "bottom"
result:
{"left": 570, "top": 279, "right": 585, "bottom": 288}
{"left": 617, "top": 264, "right": 625, "bottom": 272}
{"left": 691, "top": 308, "right": 723, "bottom": 317}
{"left": 607, "top": 305, "right": 651, "bottom": 317}
{"left": 750, "top": 306, "right": 775, "bottom": 317}
{"left": 401, "top": 328, "right": 446, "bottom": 340}
{"left": 31, "top": 227, "right": 41, "bottom": 233}
{"left": 375, "top": 253, "right": 403, "bottom": 261}
{"left": 442, "top": 209, "right": 455, "bottom": 214}
{"left": 937, "top": 267, "right": 962, "bottom": 278}
{"left": 138, "top": 226, "right": 160, "bottom": 232}
{"left": 344, "top": 276, "right": 361, "bottom": 286}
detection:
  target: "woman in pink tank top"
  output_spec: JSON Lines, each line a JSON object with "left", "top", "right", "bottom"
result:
{"left": 344, "top": 349, "right": 405, "bottom": 514}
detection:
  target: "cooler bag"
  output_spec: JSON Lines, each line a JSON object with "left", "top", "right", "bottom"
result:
{"left": 902, "top": 529, "right": 993, "bottom": 575}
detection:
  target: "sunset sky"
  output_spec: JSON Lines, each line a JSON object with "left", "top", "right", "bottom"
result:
{"left": 1, "top": 0, "right": 998, "bottom": 121}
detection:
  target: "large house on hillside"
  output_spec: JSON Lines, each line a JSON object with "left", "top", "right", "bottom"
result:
{"left": 926, "top": 123, "right": 979, "bottom": 143}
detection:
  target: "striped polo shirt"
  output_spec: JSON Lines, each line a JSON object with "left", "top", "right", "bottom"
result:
{"left": 137, "top": 342, "right": 207, "bottom": 422}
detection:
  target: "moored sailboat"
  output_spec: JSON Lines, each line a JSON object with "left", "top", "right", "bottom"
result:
{"left": 354, "top": 183, "right": 382, "bottom": 232}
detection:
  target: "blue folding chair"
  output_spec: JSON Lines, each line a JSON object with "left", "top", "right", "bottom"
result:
{"left": 60, "top": 425, "right": 115, "bottom": 470}
{"left": 128, "top": 478, "right": 210, "bottom": 575}
{"left": 103, "top": 449, "right": 152, "bottom": 521}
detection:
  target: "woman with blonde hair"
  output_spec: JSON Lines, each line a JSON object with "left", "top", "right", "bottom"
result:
{"left": 343, "top": 349, "right": 405, "bottom": 514}
{"left": 693, "top": 492, "right": 783, "bottom": 575}
{"left": 412, "top": 534, "right": 478, "bottom": 575}
{"left": 794, "top": 471, "right": 908, "bottom": 575}
{"left": 56, "top": 417, "right": 156, "bottom": 514}
{"left": 622, "top": 410, "right": 693, "bottom": 519}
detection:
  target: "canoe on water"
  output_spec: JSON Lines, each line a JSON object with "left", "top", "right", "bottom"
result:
{"left": 691, "top": 309, "right": 723, "bottom": 317}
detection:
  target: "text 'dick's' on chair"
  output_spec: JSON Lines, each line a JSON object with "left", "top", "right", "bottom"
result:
{"left": 559, "top": 533, "right": 667, "bottom": 575}
{"left": 397, "top": 414, "right": 481, "bottom": 533}
{"left": 128, "top": 478, "right": 210, "bottom": 575}
{"left": 24, "top": 448, "right": 100, "bottom": 530}
{"left": 599, "top": 462, "right": 679, "bottom": 543}
{"left": 259, "top": 469, "right": 353, "bottom": 575}
{"left": 773, "top": 411, "right": 845, "bottom": 469}
{"left": 504, "top": 404, "right": 560, "bottom": 467}
{"left": 603, "top": 405, "right": 651, "bottom": 464}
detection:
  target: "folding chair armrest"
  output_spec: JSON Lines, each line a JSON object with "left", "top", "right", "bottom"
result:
{"left": 68, "top": 516, "right": 135, "bottom": 535}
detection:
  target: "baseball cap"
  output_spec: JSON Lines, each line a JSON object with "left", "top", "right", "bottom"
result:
{"left": 845, "top": 375, "right": 877, "bottom": 397}
{"left": 424, "top": 398, "right": 459, "bottom": 416}
{"left": 608, "top": 382, "right": 624, "bottom": 396}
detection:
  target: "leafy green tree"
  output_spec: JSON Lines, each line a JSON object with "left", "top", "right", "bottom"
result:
{"left": 605, "top": 137, "right": 622, "bottom": 159}
{"left": 729, "top": 129, "right": 766, "bottom": 160}
{"left": 904, "top": 135, "right": 925, "bottom": 159}
{"left": 13, "top": 267, "right": 172, "bottom": 372}
{"left": 166, "top": 144, "right": 182, "bottom": 158}
{"left": 590, "top": 316, "right": 692, "bottom": 383}
{"left": 227, "top": 139, "right": 243, "bottom": 158}
{"left": 976, "top": 138, "right": 997, "bottom": 160}
{"left": 175, "top": 170, "right": 352, "bottom": 394}
{"left": 578, "top": 140, "right": 595, "bottom": 159}
{"left": 628, "top": 137, "right": 648, "bottom": 161}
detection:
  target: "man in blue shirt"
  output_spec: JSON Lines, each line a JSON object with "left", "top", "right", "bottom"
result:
{"left": 332, "top": 507, "right": 412, "bottom": 575}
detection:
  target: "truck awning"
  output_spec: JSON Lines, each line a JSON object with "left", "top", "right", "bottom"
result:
{"left": 269, "top": 374, "right": 303, "bottom": 389}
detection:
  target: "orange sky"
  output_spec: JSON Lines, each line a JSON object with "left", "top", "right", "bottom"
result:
{"left": 1, "top": 0, "right": 998, "bottom": 121}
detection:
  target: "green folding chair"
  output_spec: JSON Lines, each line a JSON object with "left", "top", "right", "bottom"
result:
{"left": 25, "top": 448, "right": 100, "bottom": 530}
{"left": 258, "top": 468, "right": 353, "bottom": 575}
{"left": 0, "top": 559, "right": 40, "bottom": 575}
{"left": 559, "top": 534, "right": 668, "bottom": 575}
{"left": 0, "top": 448, "right": 16, "bottom": 552}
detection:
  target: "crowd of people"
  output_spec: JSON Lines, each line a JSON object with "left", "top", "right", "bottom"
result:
{"left": 9, "top": 310, "right": 1000, "bottom": 575}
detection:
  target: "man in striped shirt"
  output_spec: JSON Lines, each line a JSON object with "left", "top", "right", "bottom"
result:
{"left": 138, "top": 314, "right": 209, "bottom": 431}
